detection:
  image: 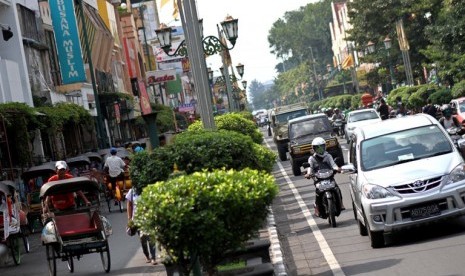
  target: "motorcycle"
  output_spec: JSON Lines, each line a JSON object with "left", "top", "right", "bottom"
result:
{"left": 446, "top": 126, "right": 464, "bottom": 147}
{"left": 332, "top": 119, "right": 344, "bottom": 137}
{"left": 303, "top": 164, "right": 342, "bottom": 227}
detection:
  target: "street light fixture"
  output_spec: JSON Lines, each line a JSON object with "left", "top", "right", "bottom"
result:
{"left": 155, "top": 15, "right": 239, "bottom": 57}
{"left": 383, "top": 36, "right": 392, "bottom": 50}
{"left": 242, "top": 80, "right": 247, "bottom": 90}
{"left": 366, "top": 41, "right": 375, "bottom": 54}
{"left": 236, "top": 63, "right": 244, "bottom": 78}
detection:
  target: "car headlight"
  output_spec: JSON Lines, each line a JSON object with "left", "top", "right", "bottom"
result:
{"left": 348, "top": 126, "right": 356, "bottom": 131}
{"left": 445, "top": 163, "right": 465, "bottom": 185}
{"left": 293, "top": 147, "right": 301, "bottom": 154}
{"left": 362, "top": 184, "right": 397, "bottom": 199}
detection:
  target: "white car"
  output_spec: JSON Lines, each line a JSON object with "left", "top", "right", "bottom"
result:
{"left": 343, "top": 114, "right": 465, "bottom": 248}
{"left": 344, "top": 109, "right": 382, "bottom": 143}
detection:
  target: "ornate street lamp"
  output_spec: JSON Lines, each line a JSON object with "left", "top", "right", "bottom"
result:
{"left": 366, "top": 41, "right": 375, "bottom": 54}
{"left": 241, "top": 80, "right": 247, "bottom": 90}
{"left": 155, "top": 15, "right": 239, "bottom": 57}
{"left": 383, "top": 36, "right": 392, "bottom": 50}
{"left": 236, "top": 63, "right": 244, "bottom": 78}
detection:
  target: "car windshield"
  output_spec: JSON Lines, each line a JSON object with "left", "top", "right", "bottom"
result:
{"left": 360, "top": 125, "right": 452, "bottom": 171}
{"left": 276, "top": 110, "right": 307, "bottom": 123}
{"left": 348, "top": 110, "right": 379, "bottom": 123}
{"left": 289, "top": 117, "right": 332, "bottom": 139}
{"left": 458, "top": 100, "right": 465, "bottom": 113}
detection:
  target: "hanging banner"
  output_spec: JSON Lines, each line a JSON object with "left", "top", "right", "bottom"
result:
{"left": 49, "top": 0, "right": 86, "bottom": 84}
{"left": 139, "top": 81, "right": 153, "bottom": 115}
{"left": 114, "top": 103, "right": 121, "bottom": 124}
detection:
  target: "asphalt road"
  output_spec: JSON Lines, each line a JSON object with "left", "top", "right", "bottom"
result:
{"left": 263, "top": 127, "right": 465, "bottom": 276}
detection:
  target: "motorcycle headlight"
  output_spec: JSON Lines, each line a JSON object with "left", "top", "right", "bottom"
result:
{"left": 445, "top": 163, "right": 465, "bottom": 185}
{"left": 362, "top": 184, "right": 397, "bottom": 199}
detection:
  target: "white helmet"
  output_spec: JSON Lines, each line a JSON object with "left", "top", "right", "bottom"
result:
{"left": 312, "top": 137, "right": 326, "bottom": 157}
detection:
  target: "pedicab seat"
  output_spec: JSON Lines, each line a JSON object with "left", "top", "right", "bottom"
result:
{"left": 54, "top": 212, "right": 99, "bottom": 237}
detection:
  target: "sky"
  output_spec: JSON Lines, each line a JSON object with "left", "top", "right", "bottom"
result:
{"left": 157, "top": 0, "right": 315, "bottom": 84}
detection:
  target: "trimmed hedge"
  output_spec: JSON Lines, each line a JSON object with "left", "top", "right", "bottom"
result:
{"left": 135, "top": 168, "right": 279, "bottom": 275}
{"left": 188, "top": 113, "right": 263, "bottom": 144}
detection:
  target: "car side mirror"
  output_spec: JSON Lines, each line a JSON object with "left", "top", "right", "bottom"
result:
{"left": 341, "top": 164, "right": 356, "bottom": 174}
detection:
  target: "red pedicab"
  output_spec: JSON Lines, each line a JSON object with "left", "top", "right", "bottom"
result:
{"left": 40, "top": 177, "right": 112, "bottom": 276}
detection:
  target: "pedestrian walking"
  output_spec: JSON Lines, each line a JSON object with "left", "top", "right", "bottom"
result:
{"left": 126, "top": 187, "right": 157, "bottom": 265}
{"left": 377, "top": 98, "right": 390, "bottom": 120}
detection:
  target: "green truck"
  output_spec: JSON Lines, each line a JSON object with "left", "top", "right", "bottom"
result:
{"left": 268, "top": 103, "right": 309, "bottom": 161}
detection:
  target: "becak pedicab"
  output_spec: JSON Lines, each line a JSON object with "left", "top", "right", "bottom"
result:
{"left": 103, "top": 148, "right": 132, "bottom": 213}
{"left": 40, "top": 177, "right": 112, "bottom": 276}
{"left": 0, "top": 181, "right": 25, "bottom": 265}
{"left": 21, "top": 161, "right": 56, "bottom": 233}
{"left": 1, "top": 180, "right": 30, "bottom": 254}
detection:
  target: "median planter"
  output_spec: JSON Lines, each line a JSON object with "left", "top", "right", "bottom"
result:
{"left": 135, "top": 168, "right": 278, "bottom": 276}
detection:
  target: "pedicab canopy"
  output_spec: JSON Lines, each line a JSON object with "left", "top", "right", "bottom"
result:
{"left": 361, "top": 93, "right": 374, "bottom": 107}
{"left": 84, "top": 152, "right": 103, "bottom": 163}
{"left": 21, "top": 162, "right": 56, "bottom": 181}
{"left": 39, "top": 177, "right": 99, "bottom": 199}
{"left": 0, "top": 180, "right": 17, "bottom": 193}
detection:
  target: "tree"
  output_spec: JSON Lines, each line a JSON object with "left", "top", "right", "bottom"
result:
{"left": 423, "top": 0, "right": 465, "bottom": 86}
{"left": 268, "top": 0, "right": 334, "bottom": 75}
{"left": 347, "top": 0, "right": 442, "bottom": 84}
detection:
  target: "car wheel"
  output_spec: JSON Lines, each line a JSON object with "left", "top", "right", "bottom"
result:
{"left": 291, "top": 159, "right": 301, "bottom": 176}
{"left": 278, "top": 146, "right": 287, "bottom": 161}
{"left": 364, "top": 213, "right": 384, "bottom": 248}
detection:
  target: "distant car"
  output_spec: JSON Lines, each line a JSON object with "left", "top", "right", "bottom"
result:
{"left": 449, "top": 97, "right": 465, "bottom": 125}
{"left": 343, "top": 114, "right": 465, "bottom": 248}
{"left": 344, "top": 109, "right": 381, "bottom": 143}
{"left": 288, "top": 114, "right": 344, "bottom": 176}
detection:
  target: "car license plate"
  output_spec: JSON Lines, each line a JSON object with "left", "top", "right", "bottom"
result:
{"left": 410, "top": 203, "right": 441, "bottom": 220}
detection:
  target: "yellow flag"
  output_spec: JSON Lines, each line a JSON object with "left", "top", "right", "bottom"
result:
{"left": 172, "top": 0, "right": 179, "bottom": 19}
{"left": 341, "top": 54, "right": 354, "bottom": 69}
{"left": 160, "top": 0, "right": 170, "bottom": 8}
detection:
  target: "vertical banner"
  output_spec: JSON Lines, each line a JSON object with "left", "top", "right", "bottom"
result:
{"left": 139, "top": 81, "right": 153, "bottom": 115}
{"left": 49, "top": 0, "right": 86, "bottom": 84}
{"left": 114, "top": 103, "right": 121, "bottom": 124}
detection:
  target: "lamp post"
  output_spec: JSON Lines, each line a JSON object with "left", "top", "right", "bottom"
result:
{"left": 212, "top": 64, "right": 245, "bottom": 111}
{"left": 366, "top": 38, "right": 396, "bottom": 94}
{"left": 383, "top": 36, "right": 396, "bottom": 91}
{"left": 155, "top": 7, "right": 239, "bottom": 128}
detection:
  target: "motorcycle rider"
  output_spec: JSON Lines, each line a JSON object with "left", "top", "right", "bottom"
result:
{"left": 330, "top": 108, "right": 345, "bottom": 136}
{"left": 304, "top": 137, "right": 345, "bottom": 217}
{"left": 438, "top": 104, "right": 465, "bottom": 135}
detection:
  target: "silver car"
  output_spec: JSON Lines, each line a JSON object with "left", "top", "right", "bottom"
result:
{"left": 343, "top": 114, "right": 465, "bottom": 248}
{"left": 344, "top": 108, "right": 381, "bottom": 144}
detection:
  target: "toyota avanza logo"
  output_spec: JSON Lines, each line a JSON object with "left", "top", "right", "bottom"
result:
{"left": 410, "top": 180, "right": 427, "bottom": 192}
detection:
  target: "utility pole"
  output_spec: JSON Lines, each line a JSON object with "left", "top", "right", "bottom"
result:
{"left": 309, "top": 47, "right": 321, "bottom": 100}
{"left": 78, "top": 0, "right": 108, "bottom": 149}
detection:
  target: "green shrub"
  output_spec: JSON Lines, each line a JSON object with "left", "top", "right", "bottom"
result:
{"left": 187, "top": 113, "right": 263, "bottom": 144}
{"left": 452, "top": 80, "right": 465, "bottom": 98}
{"left": 408, "top": 84, "right": 437, "bottom": 110}
{"left": 135, "top": 168, "right": 279, "bottom": 275}
{"left": 235, "top": 111, "right": 254, "bottom": 121}
{"left": 170, "top": 129, "right": 275, "bottom": 174}
{"left": 429, "top": 87, "right": 453, "bottom": 105}
{"left": 129, "top": 147, "right": 174, "bottom": 192}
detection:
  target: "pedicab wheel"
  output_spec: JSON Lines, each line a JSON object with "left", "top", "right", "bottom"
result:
{"left": 22, "top": 235, "right": 30, "bottom": 253}
{"left": 67, "top": 253, "right": 74, "bottom": 273}
{"left": 46, "top": 245, "right": 57, "bottom": 276}
{"left": 9, "top": 235, "right": 21, "bottom": 265}
{"left": 100, "top": 241, "right": 111, "bottom": 273}
{"left": 118, "top": 199, "right": 123, "bottom": 213}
